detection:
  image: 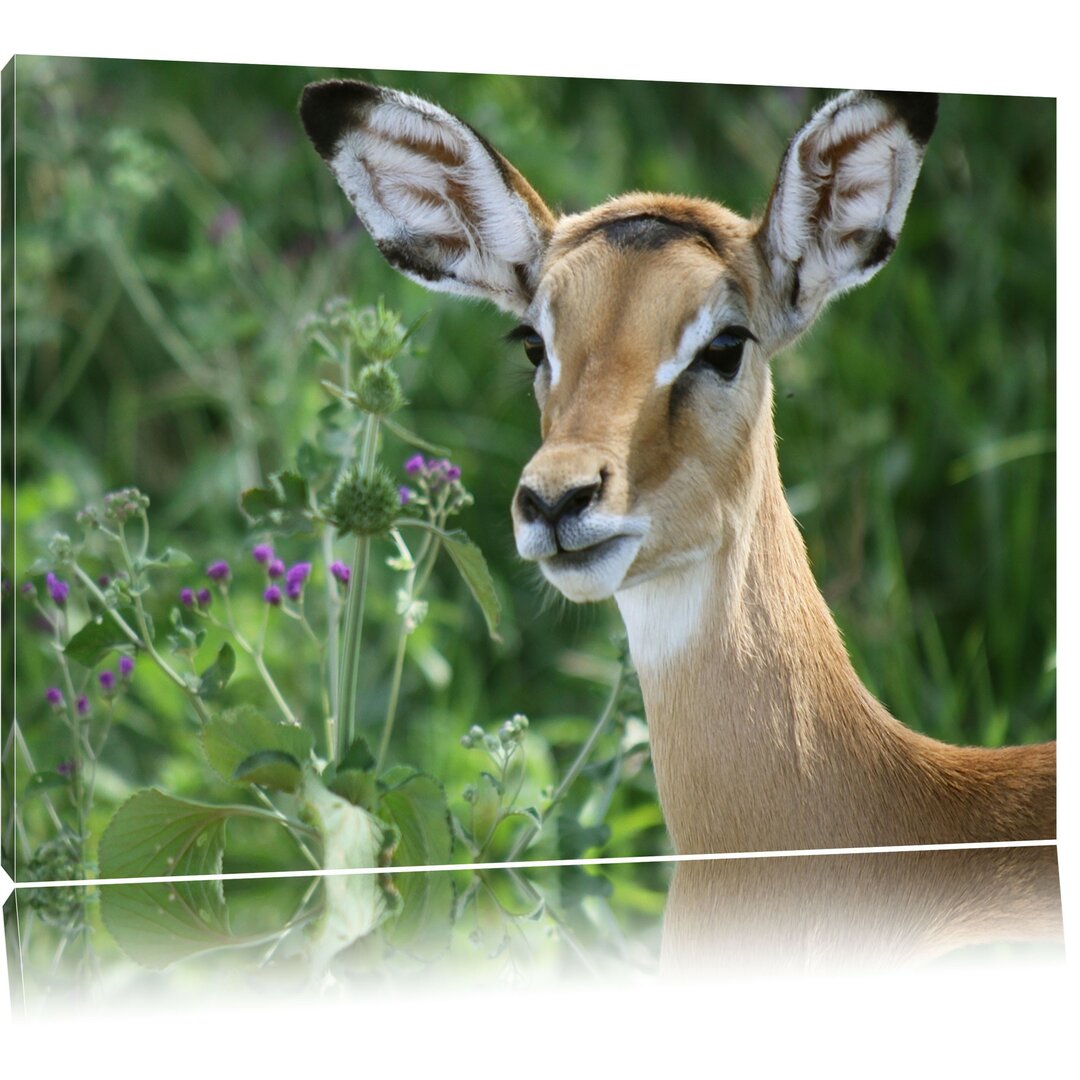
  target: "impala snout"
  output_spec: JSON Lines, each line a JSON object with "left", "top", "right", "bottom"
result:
{"left": 513, "top": 450, "right": 647, "bottom": 602}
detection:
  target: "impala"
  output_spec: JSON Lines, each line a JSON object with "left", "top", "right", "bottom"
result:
{"left": 300, "top": 79, "right": 1055, "bottom": 853}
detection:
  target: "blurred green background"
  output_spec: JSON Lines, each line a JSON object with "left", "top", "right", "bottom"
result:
{"left": 2, "top": 58, "right": 1055, "bottom": 880}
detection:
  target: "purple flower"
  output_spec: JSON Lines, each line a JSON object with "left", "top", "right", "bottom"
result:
{"left": 446, "top": 463, "right": 462, "bottom": 481}
{"left": 268, "top": 558, "right": 285, "bottom": 579}
{"left": 180, "top": 587, "right": 195, "bottom": 607}
{"left": 330, "top": 561, "right": 350, "bottom": 586}
{"left": 45, "top": 687, "right": 64, "bottom": 708}
{"left": 285, "top": 562, "right": 311, "bottom": 601}
{"left": 404, "top": 454, "right": 425, "bottom": 475}
{"left": 263, "top": 585, "right": 282, "bottom": 606}
{"left": 20, "top": 582, "right": 35, "bottom": 598}
{"left": 45, "top": 572, "right": 70, "bottom": 607}
{"left": 399, "top": 486, "right": 413, "bottom": 505}
{"left": 196, "top": 587, "right": 212, "bottom": 609}
{"left": 252, "top": 543, "right": 274, "bottom": 565}
{"left": 119, "top": 655, "right": 134, "bottom": 678}
{"left": 99, "top": 671, "right": 116, "bottom": 694}
{"left": 76, "top": 695, "right": 90, "bottom": 716}
{"left": 98, "top": 573, "right": 111, "bottom": 587}
{"left": 57, "top": 760, "right": 75, "bottom": 778}
{"left": 206, "top": 561, "right": 230, "bottom": 582}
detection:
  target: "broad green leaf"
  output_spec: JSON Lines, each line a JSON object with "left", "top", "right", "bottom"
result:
{"left": 64, "top": 617, "right": 130, "bottom": 666}
{"left": 202, "top": 705, "right": 313, "bottom": 784}
{"left": 301, "top": 775, "right": 397, "bottom": 972}
{"left": 197, "top": 642, "right": 236, "bottom": 699}
{"left": 441, "top": 529, "right": 501, "bottom": 637}
{"left": 240, "top": 469, "right": 313, "bottom": 535}
{"left": 98, "top": 790, "right": 234, "bottom": 968}
{"left": 378, "top": 770, "right": 454, "bottom": 957}
{"left": 233, "top": 749, "right": 303, "bottom": 793}
{"left": 380, "top": 770, "right": 453, "bottom": 867}
{"left": 339, "top": 735, "right": 376, "bottom": 773}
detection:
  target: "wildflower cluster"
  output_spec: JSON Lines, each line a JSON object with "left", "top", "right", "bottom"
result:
{"left": 400, "top": 455, "right": 472, "bottom": 518}
{"left": 460, "top": 713, "right": 529, "bottom": 753}
{"left": 251, "top": 544, "right": 313, "bottom": 605}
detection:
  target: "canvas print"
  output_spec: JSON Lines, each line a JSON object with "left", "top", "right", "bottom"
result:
{"left": 2, "top": 59, "right": 1056, "bottom": 919}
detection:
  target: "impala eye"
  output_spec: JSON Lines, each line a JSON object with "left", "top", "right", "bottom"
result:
{"left": 691, "top": 326, "right": 755, "bottom": 381}
{"left": 506, "top": 325, "right": 547, "bottom": 368}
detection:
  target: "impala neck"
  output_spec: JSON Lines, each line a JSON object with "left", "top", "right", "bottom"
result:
{"left": 615, "top": 423, "right": 926, "bottom": 853}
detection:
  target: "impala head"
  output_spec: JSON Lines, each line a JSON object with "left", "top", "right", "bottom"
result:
{"left": 300, "top": 81, "right": 937, "bottom": 602}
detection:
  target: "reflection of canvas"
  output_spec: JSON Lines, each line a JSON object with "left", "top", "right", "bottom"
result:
{"left": 5, "top": 62, "right": 1056, "bottom": 906}
{"left": 5, "top": 846, "right": 1063, "bottom": 1008}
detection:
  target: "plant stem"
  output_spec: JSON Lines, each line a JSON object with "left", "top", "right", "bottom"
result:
{"left": 503, "top": 663, "right": 625, "bottom": 862}
{"left": 108, "top": 537, "right": 213, "bottom": 725}
{"left": 336, "top": 533, "right": 370, "bottom": 759}
{"left": 251, "top": 788, "right": 320, "bottom": 869}
{"left": 334, "top": 414, "right": 380, "bottom": 761}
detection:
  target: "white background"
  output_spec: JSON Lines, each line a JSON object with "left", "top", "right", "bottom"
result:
{"left": 2, "top": 3, "right": 1076, "bottom": 1073}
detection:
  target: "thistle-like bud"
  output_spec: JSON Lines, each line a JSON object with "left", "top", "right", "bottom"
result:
{"left": 326, "top": 466, "right": 401, "bottom": 537}
{"left": 353, "top": 361, "right": 405, "bottom": 415}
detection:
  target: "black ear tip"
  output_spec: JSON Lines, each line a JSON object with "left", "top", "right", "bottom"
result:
{"left": 299, "top": 79, "right": 382, "bottom": 159}
{"left": 875, "top": 90, "right": 940, "bottom": 145}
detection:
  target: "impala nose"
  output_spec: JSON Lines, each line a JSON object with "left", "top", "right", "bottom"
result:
{"left": 516, "top": 480, "right": 602, "bottom": 527}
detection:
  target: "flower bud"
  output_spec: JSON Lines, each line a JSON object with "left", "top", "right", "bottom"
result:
{"left": 354, "top": 361, "right": 404, "bottom": 415}
{"left": 326, "top": 466, "right": 401, "bottom": 537}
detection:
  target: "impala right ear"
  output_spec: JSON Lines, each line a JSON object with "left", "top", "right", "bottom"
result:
{"left": 756, "top": 90, "right": 938, "bottom": 338}
{"left": 299, "top": 80, "right": 556, "bottom": 316}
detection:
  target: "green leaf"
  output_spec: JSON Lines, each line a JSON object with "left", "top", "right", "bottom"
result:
{"left": 339, "top": 735, "right": 376, "bottom": 773}
{"left": 327, "top": 768, "right": 378, "bottom": 810}
{"left": 64, "top": 616, "right": 131, "bottom": 666}
{"left": 441, "top": 529, "right": 501, "bottom": 637}
{"left": 197, "top": 642, "right": 236, "bottom": 699}
{"left": 233, "top": 749, "right": 303, "bottom": 793}
{"left": 240, "top": 469, "right": 313, "bottom": 535}
{"left": 381, "top": 417, "right": 449, "bottom": 456}
{"left": 98, "top": 790, "right": 234, "bottom": 968}
{"left": 202, "top": 705, "right": 313, "bottom": 784}
{"left": 139, "top": 546, "right": 193, "bottom": 570}
{"left": 379, "top": 771, "right": 455, "bottom": 957}
{"left": 380, "top": 770, "right": 453, "bottom": 867}
{"left": 301, "top": 775, "right": 397, "bottom": 972}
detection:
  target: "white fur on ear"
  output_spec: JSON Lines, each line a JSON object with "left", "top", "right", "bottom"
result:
{"left": 758, "top": 90, "right": 937, "bottom": 335}
{"left": 300, "top": 81, "right": 554, "bottom": 315}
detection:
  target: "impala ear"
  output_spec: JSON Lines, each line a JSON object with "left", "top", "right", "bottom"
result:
{"left": 756, "top": 90, "right": 938, "bottom": 337}
{"left": 299, "top": 80, "right": 556, "bottom": 316}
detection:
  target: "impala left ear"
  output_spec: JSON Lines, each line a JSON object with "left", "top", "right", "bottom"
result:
{"left": 756, "top": 90, "right": 938, "bottom": 338}
{"left": 300, "top": 79, "right": 556, "bottom": 316}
